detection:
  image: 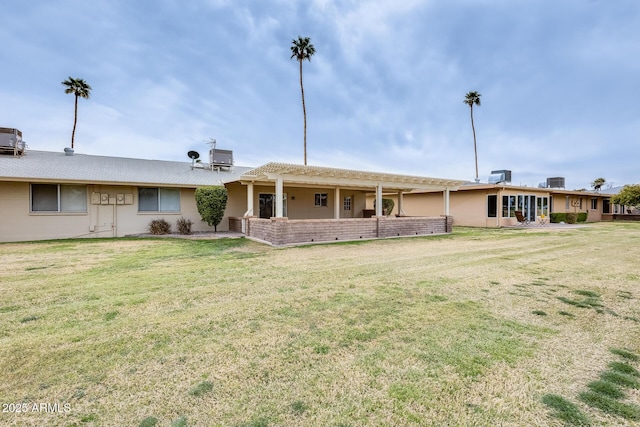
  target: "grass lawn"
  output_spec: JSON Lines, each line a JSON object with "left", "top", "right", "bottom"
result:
{"left": 1, "top": 223, "right": 639, "bottom": 426}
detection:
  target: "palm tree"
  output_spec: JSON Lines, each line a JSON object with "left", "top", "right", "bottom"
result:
{"left": 62, "top": 77, "right": 92, "bottom": 149}
{"left": 591, "top": 177, "right": 606, "bottom": 192}
{"left": 290, "top": 36, "right": 316, "bottom": 165}
{"left": 464, "top": 91, "right": 482, "bottom": 182}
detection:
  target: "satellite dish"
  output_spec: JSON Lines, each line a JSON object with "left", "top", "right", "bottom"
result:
{"left": 188, "top": 151, "right": 200, "bottom": 160}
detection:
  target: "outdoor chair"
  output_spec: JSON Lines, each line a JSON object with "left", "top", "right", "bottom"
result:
{"left": 515, "top": 210, "right": 531, "bottom": 226}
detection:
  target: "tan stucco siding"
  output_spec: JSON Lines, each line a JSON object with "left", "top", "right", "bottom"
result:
{"left": 237, "top": 184, "right": 368, "bottom": 219}
{"left": 0, "top": 182, "right": 92, "bottom": 241}
{"left": 225, "top": 183, "right": 248, "bottom": 218}
{"left": 401, "top": 193, "right": 443, "bottom": 216}
{"left": 0, "top": 182, "right": 223, "bottom": 242}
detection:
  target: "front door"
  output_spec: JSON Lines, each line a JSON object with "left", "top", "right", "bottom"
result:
{"left": 259, "top": 193, "right": 287, "bottom": 218}
{"left": 342, "top": 195, "right": 354, "bottom": 218}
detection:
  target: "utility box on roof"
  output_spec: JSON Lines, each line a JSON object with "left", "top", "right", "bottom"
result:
{"left": 209, "top": 149, "right": 233, "bottom": 167}
{"left": 0, "top": 128, "right": 25, "bottom": 155}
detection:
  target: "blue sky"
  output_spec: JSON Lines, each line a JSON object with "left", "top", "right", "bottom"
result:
{"left": 1, "top": 0, "right": 639, "bottom": 190}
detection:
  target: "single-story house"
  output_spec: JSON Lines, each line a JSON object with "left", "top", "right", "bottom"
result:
{"left": 0, "top": 150, "right": 464, "bottom": 244}
{"left": 368, "top": 182, "right": 616, "bottom": 227}
{"left": 226, "top": 162, "right": 464, "bottom": 245}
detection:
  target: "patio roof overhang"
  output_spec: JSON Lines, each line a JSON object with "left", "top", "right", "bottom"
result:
{"left": 237, "top": 162, "right": 465, "bottom": 219}
{"left": 239, "top": 162, "right": 464, "bottom": 192}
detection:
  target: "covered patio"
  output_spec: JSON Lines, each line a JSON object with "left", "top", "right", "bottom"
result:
{"left": 230, "top": 163, "right": 464, "bottom": 246}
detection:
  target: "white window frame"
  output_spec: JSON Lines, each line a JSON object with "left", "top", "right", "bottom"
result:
{"left": 343, "top": 196, "right": 352, "bottom": 211}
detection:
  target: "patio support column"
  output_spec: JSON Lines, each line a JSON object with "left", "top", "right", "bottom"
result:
{"left": 275, "top": 174, "right": 284, "bottom": 218}
{"left": 444, "top": 188, "right": 450, "bottom": 216}
{"left": 375, "top": 183, "right": 383, "bottom": 217}
{"left": 334, "top": 187, "right": 341, "bottom": 219}
{"left": 397, "top": 191, "right": 404, "bottom": 216}
{"left": 245, "top": 183, "right": 254, "bottom": 216}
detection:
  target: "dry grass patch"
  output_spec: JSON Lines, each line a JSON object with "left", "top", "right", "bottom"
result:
{"left": 0, "top": 224, "right": 639, "bottom": 426}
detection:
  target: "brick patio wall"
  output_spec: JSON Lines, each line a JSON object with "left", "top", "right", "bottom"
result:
{"left": 228, "top": 217, "right": 243, "bottom": 233}
{"left": 244, "top": 216, "right": 452, "bottom": 246}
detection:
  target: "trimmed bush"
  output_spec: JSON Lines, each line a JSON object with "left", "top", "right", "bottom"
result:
{"left": 195, "top": 187, "right": 228, "bottom": 232}
{"left": 550, "top": 213, "right": 566, "bottom": 223}
{"left": 148, "top": 219, "right": 171, "bottom": 235}
{"left": 176, "top": 217, "right": 192, "bottom": 235}
{"left": 550, "top": 212, "right": 586, "bottom": 223}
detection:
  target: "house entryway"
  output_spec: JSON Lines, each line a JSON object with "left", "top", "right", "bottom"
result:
{"left": 259, "top": 193, "right": 287, "bottom": 218}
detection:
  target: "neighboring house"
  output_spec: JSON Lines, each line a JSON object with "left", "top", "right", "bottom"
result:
{"left": 370, "top": 182, "right": 614, "bottom": 227}
{"left": 0, "top": 151, "right": 465, "bottom": 244}
{"left": 599, "top": 186, "right": 639, "bottom": 217}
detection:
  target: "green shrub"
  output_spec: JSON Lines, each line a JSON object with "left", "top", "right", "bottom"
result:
{"left": 550, "top": 213, "right": 566, "bottom": 223}
{"left": 195, "top": 186, "right": 228, "bottom": 232}
{"left": 148, "top": 219, "right": 171, "bottom": 235}
{"left": 176, "top": 217, "right": 193, "bottom": 235}
{"left": 566, "top": 213, "right": 578, "bottom": 224}
{"left": 577, "top": 212, "right": 588, "bottom": 222}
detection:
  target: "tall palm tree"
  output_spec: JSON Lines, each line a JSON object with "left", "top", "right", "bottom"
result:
{"left": 464, "top": 91, "right": 482, "bottom": 182}
{"left": 290, "top": 36, "right": 315, "bottom": 165}
{"left": 62, "top": 77, "right": 92, "bottom": 149}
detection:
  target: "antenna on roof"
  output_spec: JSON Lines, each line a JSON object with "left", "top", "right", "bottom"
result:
{"left": 207, "top": 138, "right": 217, "bottom": 171}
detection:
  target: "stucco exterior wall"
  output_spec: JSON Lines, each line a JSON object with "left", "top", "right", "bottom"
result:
{"left": 239, "top": 185, "right": 368, "bottom": 219}
{"left": 0, "top": 182, "right": 224, "bottom": 242}
{"left": 369, "top": 187, "right": 612, "bottom": 228}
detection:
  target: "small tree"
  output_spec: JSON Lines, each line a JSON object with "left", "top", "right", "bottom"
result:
{"left": 611, "top": 184, "right": 640, "bottom": 210}
{"left": 195, "top": 186, "right": 228, "bottom": 232}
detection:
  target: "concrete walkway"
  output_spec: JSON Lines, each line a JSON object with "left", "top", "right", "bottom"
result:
{"left": 127, "top": 231, "right": 245, "bottom": 239}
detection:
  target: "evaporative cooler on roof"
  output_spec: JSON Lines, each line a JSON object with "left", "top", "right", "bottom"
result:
{"left": 488, "top": 169, "right": 512, "bottom": 184}
{"left": 0, "top": 128, "right": 25, "bottom": 155}
{"left": 209, "top": 149, "right": 233, "bottom": 168}
{"left": 546, "top": 177, "right": 565, "bottom": 189}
